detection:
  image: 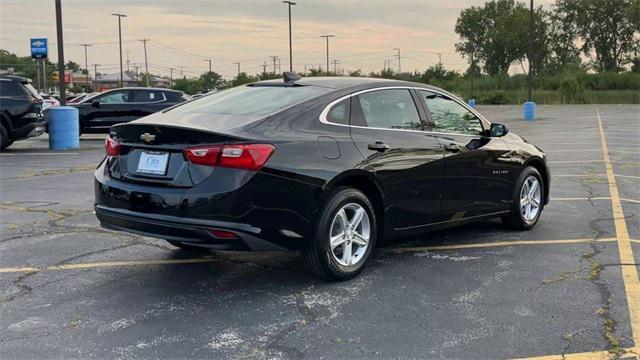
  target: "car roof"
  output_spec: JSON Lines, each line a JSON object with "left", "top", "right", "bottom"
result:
{"left": 252, "top": 76, "right": 446, "bottom": 93}
{"left": 105, "top": 87, "right": 182, "bottom": 93}
{"left": 0, "top": 75, "right": 31, "bottom": 83}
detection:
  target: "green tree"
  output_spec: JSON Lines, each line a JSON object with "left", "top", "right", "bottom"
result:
{"left": 200, "top": 71, "right": 224, "bottom": 91}
{"left": 455, "top": 0, "right": 533, "bottom": 76}
{"left": 563, "top": 0, "right": 639, "bottom": 71}
{"left": 547, "top": 0, "right": 582, "bottom": 73}
{"left": 65, "top": 60, "right": 80, "bottom": 72}
{"left": 231, "top": 72, "right": 258, "bottom": 87}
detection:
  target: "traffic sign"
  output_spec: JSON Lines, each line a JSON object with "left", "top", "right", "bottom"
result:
{"left": 30, "top": 38, "right": 48, "bottom": 59}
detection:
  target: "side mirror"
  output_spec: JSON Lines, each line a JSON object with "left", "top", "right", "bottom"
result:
{"left": 490, "top": 123, "right": 509, "bottom": 137}
{"left": 91, "top": 99, "right": 100, "bottom": 108}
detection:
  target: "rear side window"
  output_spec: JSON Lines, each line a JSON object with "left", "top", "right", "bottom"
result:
{"left": 0, "top": 80, "right": 27, "bottom": 97}
{"left": 99, "top": 90, "right": 132, "bottom": 104}
{"left": 171, "top": 85, "right": 331, "bottom": 116}
{"left": 132, "top": 90, "right": 165, "bottom": 103}
{"left": 163, "top": 91, "right": 185, "bottom": 102}
{"left": 353, "top": 89, "right": 422, "bottom": 130}
{"left": 326, "top": 99, "right": 350, "bottom": 125}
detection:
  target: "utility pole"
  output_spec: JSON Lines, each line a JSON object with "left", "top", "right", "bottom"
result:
{"left": 36, "top": 60, "right": 41, "bottom": 92}
{"left": 261, "top": 62, "right": 267, "bottom": 78}
{"left": 393, "top": 48, "right": 401, "bottom": 74}
{"left": 93, "top": 64, "right": 99, "bottom": 91}
{"left": 332, "top": 59, "right": 340, "bottom": 75}
{"left": 234, "top": 62, "right": 241, "bottom": 77}
{"left": 527, "top": 0, "right": 534, "bottom": 102}
{"left": 470, "top": 50, "right": 475, "bottom": 99}
{"left": 436, "top": 52, "right": 442, "bottom": 67}
{"left": 79, "top": 44, "right": 91, "bottom": 91}
{"left": 133, "top": 65, "right": 139, "bottom": 82}
{"left": 126, "top": 50, "right": 130, "bottom": 72}
{"left": 55, "top": 0, "right": 66, "bottom": 104}
{"left": 138, "top": 38, "right": 150, "bottom": 87}
{"left": 282, "top": 1, "right": 296, "bottom": 72}
{"left": 168, "top": 67, "right": 175, "bottom": 88}
{"left": 179, "top": 65, "right": 184, "bottom": 77}
{"left": 204, "top": 59, "right": 213, "bottom": 91}
{"left": 112, "top": 13, "right": 126, "bottom": 88}
{"left": 270, "top": 56, "right": 278, "bottom": 74}
{"left": 320, "top": 34, "right": 334, "bottom": 75}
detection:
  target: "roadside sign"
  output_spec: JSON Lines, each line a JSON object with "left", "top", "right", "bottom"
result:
{"left": 30, "top": 38, "right": 48, "bottom": 59}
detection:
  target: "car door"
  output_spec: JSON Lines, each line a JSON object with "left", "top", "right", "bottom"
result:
{"left": 347, "top": 88, "right": 445, "bottom": 231}
{"left": 418, "top": 90, "right": 512, "bottom": 220}
{"left": 84, "top": 89, "right": 133, "bottom": 129}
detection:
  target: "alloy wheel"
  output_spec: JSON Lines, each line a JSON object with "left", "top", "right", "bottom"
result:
{"left": 329, "top": 202, "right": 371, "bottom": 267}
{"left": 520, "top": 176, "right": 541, "bottom": 222}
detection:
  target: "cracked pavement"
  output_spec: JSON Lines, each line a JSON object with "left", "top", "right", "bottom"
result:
{"left": 0, "top": 105, "right": 638, "bottom": 359}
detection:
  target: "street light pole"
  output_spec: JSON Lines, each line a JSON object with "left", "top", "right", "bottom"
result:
{"left": 320, "top": 34, "right": 334, "bottom": 74}
{"left": 55, "top": 0, "right": 66, "bottom": 105}
{"left": 282, "top": 1, "right": 296, "bottom": 72}
{"left": 93, "top": 64, "right": 99, "bottom": 92}
{"left": 111, "top": 13, "right": 127, "bottom": 88}
{"left": 139, "top": 38, "right": 150, "bottom": 86}
{"left": 169, "top": 67, "right": 175, "bottom": 88}
{"left": 527, "top": 0, "right": 534, "bottom": 102}
{"left": 393, "top": 47, "right": 401, "bottom": 74}
{"left": 234, "top": 62, "right": 241, "bottom": 77}
{"left": 204, "top": 59, "right": 212, "bottom": 91}
{"left": 79, "top": 44, "right": 91, "bottom": 91}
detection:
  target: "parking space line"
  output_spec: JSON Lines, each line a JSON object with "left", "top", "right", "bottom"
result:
{"left": 622, "top": 198, "right": 640, "bottom": 204}
{"left": 617, "top": 174, "right": 640, "bottom": 180}
{"left": 596, "top": 107, "right": 640, "bottom": 349}
{"left": 0, "top": 257, "right": 219, "bottom": 274}
{"left": 551, "top": 197, "right": 611, "bottom": 201}
{"left": 0, "top": 153, "right": 80, "bottom": 156}
{"left": 631, "top": 239, "right": 640, "bottom": 244}
{"left": 548, "top": 160, "right": 606, "bottom": 163}
{"left": 553, "top": 174, "right": 607, "bottom": 177}
{"left": 392, "top": 238, "right": 617, "bottom": 253}
{"left": 514, "top": 347, "right": 637, "bottom": 360}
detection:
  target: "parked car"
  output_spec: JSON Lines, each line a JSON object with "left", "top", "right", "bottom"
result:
{"left": 39, "top": 93, "right": 60, "bottom": 109}
{"left": 94, "top": 75, "right": 550, "bottom": 280}
{"left": 62, "top": 87, "right": 190, "bottom": 134}
{"left": 0, "top": 75, "right": 45, "bottom": 150}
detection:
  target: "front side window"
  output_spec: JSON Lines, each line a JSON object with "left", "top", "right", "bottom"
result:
{"left": 354, "top": 89, "right": 422, "bottom": 130}
{"left": 99, "top": 90, "right": 131, "bottom": 104}
{"left": 0, "top": 81, "right": 26, "bottom": 97}
{"left": 420, "top": 90, "right": 483, "bottom": 135}
{"left": 170, "top": 85, "right": 331, "bottom": 116}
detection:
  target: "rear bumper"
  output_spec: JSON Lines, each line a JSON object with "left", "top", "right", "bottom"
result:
{"left": 96, "top": 205, "right": 288, "bottom": 251}
{"left": 12, "top": 119, "right": 45, "bottom": 140}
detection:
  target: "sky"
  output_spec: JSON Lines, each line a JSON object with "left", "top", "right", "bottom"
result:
{"left": 0, "top": 0, "right": 555, "bottom": 80}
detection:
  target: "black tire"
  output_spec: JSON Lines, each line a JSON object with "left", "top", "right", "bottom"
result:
{"left": 166, "top": 240, "right": 211, "bottom": 253}
{"left": 0, "top": 123, "right": 11, "bottom": 151}
{"left": 502, "top": 166, "right": 544, "bottom": 230}
{"left": 304, "top": 187, "right": 377, "bottom": 281}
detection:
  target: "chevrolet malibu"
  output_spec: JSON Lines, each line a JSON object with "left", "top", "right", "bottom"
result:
{"left": 95, "top": 75, "right": 549, "bottom": 280}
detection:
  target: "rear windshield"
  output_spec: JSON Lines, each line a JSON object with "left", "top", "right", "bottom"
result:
{"left": 170, "top": 85, "right": 330, "bottom": 116}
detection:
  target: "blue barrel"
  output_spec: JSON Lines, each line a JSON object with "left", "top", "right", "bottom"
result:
{"left": 523, "top": 101, "right": 536, "bottom": 121}
{"left": 468, "top": 98, "right": 476, "bottom": 108}
{"left": 48, "top": 106, "right": 80, "bottom": 150}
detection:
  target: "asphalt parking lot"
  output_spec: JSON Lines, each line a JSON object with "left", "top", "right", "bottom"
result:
{"left": 0, "top": 105, "right": 638, "bottom": 359}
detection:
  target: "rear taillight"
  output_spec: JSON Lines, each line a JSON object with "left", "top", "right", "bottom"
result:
{"left": 183, "top": 144, "right": 275, "bottom": 171}
{"left": 105, "top": 137, "right": 121, "bottom": 156}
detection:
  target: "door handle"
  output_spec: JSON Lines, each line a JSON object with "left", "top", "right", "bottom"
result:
{"left": 368, "top": 142, "right": 390, "bottom": 152}
{"left": 444, "top": 143, "right": 462, "bottom": 153}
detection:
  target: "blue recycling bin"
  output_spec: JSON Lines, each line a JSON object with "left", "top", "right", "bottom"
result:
{"left": 48, "top": 106, "right": 79, "bottom": 150}
{"left": 523, "top": 101, "right": 536, "bottom": 121}
{"left": 468, "top": 98, "right": 476, "bottom": 108}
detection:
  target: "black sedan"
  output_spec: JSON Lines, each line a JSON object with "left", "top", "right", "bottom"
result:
{"left": 64, "top": 87, "right": 190, "bottom": 134}
{"left": 95, "top": 75, "right": 550, "bottom": 280}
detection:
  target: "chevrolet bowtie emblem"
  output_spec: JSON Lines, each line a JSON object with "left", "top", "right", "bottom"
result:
{"left": 140, "top": 133, "right": 156, "bottom": 143}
